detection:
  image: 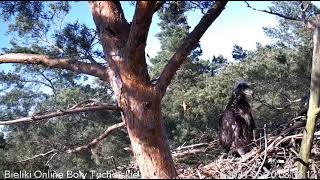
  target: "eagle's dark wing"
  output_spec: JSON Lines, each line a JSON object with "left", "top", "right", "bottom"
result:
{"left": 219, "top": 109, "right": 235, "bottom": 152}
{"left": 220, "top": 108, "right": 255, "bottom": 153}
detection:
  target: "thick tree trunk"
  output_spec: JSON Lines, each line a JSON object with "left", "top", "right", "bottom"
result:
{"left": 88, "top": 1, "right": 227, "bottom": 178}
{"left": 111, "top": 75, "right": 177, "bottom": 178}
{"left": 297, "top": 26, "right": 320, "bottom": 178}
{"left": 89, "top": 2, "right": 177, "bottom": 177}
{"left": 122, "top": 91, "right": 176, "bottom": 178}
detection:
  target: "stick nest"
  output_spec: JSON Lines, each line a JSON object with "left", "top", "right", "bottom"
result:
{"left": 176, "top": 115, "right": 320, "bottom": 179}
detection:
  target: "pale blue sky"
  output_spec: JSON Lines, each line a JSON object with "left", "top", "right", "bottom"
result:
{"left": 1, "top": 1, "right": 320, "bottom": 64}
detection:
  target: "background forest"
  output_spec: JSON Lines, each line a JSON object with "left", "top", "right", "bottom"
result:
{"left": 0, "top": 1, "right": 319, "bottom": 178}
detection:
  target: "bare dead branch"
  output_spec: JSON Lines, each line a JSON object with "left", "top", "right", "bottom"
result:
{"left": 300, "top": 1, "right": 311, "bottom": 12}
{"left": 68, "top": 99, "right": 101, "bottom": 109}
{"left": 17, "top": 149, "right": 58, "bottom": 163}
{"left": 190, "top": 1, "right": 206, "bottom": 15}
{"left": 39, "top": 70, "right": 56, "bottom": 91}
{"left": 245, "top": 1, "right": 302, "bottom": 21}
{"left": 66, "top": 122, "right": 125, "bottom": 153}
{"left": 172, "top": 148, "right": 209, "bottom": 158}
{"left": 255, "top": 95, "right": 296, "bottom": 111}
{"left": 175, "top": 142, "right": 209, "bottom": 151}
{"left": 45, "top": 151, "right": 58, "bottom": 165}
{"left": 15, "top": 122, "right": 125, "bottom": 164}
{"left": 156, "top": 1, "right": 228, "bottom": 97}
{"left": 254, "top": 125, "right": 267, "bottom": 179}
{"left": 18, "top": 79, "right": 54, "bottom": 90}
{"left": 171, "top": 141, "right": 217, "bottom": 159}
{"left": 0, "top": 53, "right": 109, "bottom": 81}
{"left": 275, "top": 133, "right": 303, "bottom": 147}
{"left": 245, "top": 1, "right": 317, "bottom": 30}
{"left": 0, "top": 103, "right": 121, "bottom": 125}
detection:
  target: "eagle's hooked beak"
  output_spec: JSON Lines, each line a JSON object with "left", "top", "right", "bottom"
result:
{"left": 244, "top": 89, "right": 254, "bottom": 99}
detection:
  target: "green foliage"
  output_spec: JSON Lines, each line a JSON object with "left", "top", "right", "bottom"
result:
{"left": 263, "top": 1, "right": 318, "bottom": 49}
{"left": 0, "top": 1, "right": 70, "bottom": 37}
{"left": 54, "top": 21, "right": 101, "bottom": 60}
{"left": 0, "top": 75, "right": 130, "bottom": 175}
{"left": 232, "top": 44, "right": 248, "bottom": 61}
{"left": 0, "top": 2, "right": 128, "bottom": 175}
{"left": 150, "top": 1, "right": 203, "bottom": 79}
{"left": 153, "top": 1, "right": 316, "bottom": 149}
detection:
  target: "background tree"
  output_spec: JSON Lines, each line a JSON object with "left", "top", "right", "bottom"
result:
{"left": 232, "top": 44, "right": 248, "bottom": 61}
{"left": 246, "top": 1, "right": 320, "bottom": 178}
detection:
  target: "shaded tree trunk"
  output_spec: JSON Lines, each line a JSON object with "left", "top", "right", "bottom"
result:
{"left": 297, "top": 24, "right": 320, "bottom": 179}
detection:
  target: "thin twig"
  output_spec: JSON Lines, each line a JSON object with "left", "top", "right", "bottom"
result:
{"left": 66, "top": 122, "right": 125, "bottom": 153}
{"left": 0, "top": 103, "right": 120, "bottom": 125}
{"left": 254, "top": 124, "right": 268, "bottom": 178}
{"left": 17, "top": 149, "right": 58, "bottom": 163}
{"left": 190, "top": 1, "right": 206, "bottom": 14}
{"left": 16, "top": 122, "right": 125, "bottom": 164}
{"left": 45, "top": 152, "right": 58, "bottom": 166}
{"left": 275, "top": 134, "right": 303, "bottom": 147}
{"left": 245, "top": 1, "right": 301, "bottom": 21}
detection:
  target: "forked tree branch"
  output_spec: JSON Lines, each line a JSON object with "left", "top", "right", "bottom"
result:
{"left": 155, "top": 1, "right": 228, "bottom": 97}
{"left": 89, "top": 1, "right": 130, "bottom": 52}
{"left": 0, "top": 103, "right": 121, "bottom": 125}
{"left": 125, "top": 1, "right": 156, "bottom": 81}
{"left": 244, "top": 1, "right": 302, "bottom": 21}
{"left": 66, "top": 122, "right": 125, "bottom": 153}
{"left": 189, "top": 1, "right": 206, "bottom": 15}
{"left": 0, "top": 53, "right": 110, "bottom": 81}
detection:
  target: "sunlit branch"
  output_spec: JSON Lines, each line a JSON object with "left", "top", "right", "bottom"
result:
{"left": 156, "top": 1, "right": 228, "bottom": 97}
{"left": 0, "top": 53, "right": 110, "bottom": 81}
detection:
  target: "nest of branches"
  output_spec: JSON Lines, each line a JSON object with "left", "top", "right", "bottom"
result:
{"left": 112, "top": 112, "right": 320, "bottom": 179}
{"left": 176, "top": 114, "right": 320, "bottom": 179}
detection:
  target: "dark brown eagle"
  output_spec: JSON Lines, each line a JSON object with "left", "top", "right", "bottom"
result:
{"left": 219, "top": 82, "right": 255, "bottom": 156}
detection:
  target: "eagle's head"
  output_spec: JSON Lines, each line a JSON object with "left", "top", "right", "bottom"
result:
{"left": 232, "top": 81, "right": 254, "bottom": 101}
